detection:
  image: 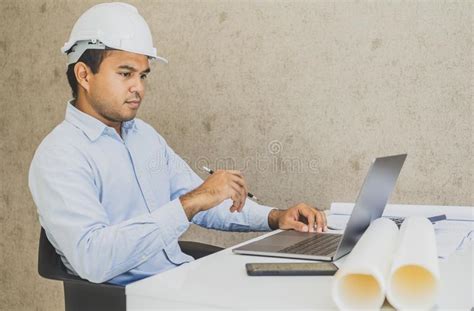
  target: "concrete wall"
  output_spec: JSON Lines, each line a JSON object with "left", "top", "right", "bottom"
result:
{"left": 0, "top": 0, "right": 472, "bottom": 309}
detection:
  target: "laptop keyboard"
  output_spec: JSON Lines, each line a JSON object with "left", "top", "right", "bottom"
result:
{"left": 277, "top": 233, "right": 342, "bottom": 257}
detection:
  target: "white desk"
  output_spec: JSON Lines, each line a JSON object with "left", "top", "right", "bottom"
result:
{"left": 126, "top": 229, "right": 473, "bottom": 310}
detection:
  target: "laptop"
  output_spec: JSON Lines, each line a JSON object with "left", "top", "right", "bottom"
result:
{"left": 233, "top": 154, "right": 407, "bottom": 261}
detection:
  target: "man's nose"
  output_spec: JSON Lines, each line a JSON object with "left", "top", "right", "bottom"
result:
{"left": 129, "top": 77, "right": 145, "bottom": 96}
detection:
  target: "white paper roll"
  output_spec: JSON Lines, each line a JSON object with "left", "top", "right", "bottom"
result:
{"left": 386, "top": 216, "right": 440, "bottom": 310}
{"left": 332, "top": 218, "right": 399, "bottom": 310}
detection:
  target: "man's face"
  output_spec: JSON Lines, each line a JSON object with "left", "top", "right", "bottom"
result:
{"left": 86, "top": 50, "right": 150, "bottom": 125}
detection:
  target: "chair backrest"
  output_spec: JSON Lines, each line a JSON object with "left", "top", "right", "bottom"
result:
{"left": 38, "top": 228, "right": 83, "bottom": 281}
{"left": 38, "top": 228, "right": 126, "bottom": 311}
{"left": 38, "top": 227, "right": 223, "bottom": 283}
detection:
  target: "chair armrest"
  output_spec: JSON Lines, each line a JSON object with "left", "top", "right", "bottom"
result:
{"left": 178, "top": 241, "right": 223, "bottom": 259}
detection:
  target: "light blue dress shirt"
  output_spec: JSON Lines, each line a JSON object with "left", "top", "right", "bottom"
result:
{"left": 29, "top": 101, "right": 274, "bottom": 285}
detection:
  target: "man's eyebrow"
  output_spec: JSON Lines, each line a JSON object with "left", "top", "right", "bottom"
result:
{"left": 118, "top": 65, "right": 151, "bottom": 74}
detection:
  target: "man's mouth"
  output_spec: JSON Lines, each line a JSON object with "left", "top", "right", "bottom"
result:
{"left": 125, "top": 100, "right": 141, "bottom": 109}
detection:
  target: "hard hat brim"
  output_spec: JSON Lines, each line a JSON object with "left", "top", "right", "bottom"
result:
{"left": 62, "top": 40, "right": 169, "bottom": 65}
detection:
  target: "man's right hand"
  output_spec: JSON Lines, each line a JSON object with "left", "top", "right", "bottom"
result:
{"left": 179, "top": 170, "right": 249, "bottom": 220}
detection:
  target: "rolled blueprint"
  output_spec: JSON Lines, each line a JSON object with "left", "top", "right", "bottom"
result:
{"left": 386, "top": 216, "right": 440, "bottom": 310}
{"left": 332, "top": 218, "right": 399, "bottom": 310}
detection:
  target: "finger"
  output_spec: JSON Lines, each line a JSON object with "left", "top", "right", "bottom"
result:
{"left": 230, "top": 201, "right": 239, "bottom": 213}
{"left": 226, "top": 170, "right": 245, "bottom": 182}
{"left": 240, "top": 179, "right": 248, "bottom": 211}
{"left": 240, "top": 194, "right": 246, "bottom": 212}
{"left": 229, "top": 198, "right": 240, "bottom": 213}
{"left": 237, "top": 182, "right": 247, "bottom": 212}
{"left": 229, "top": 181, "right": 244, "bottom": 201}
{"left": 226, "top": 184, "right": 238, "bottom": 213}
{"left": 229, "top": 174, "right": 249, "bottom": 194}
{"left": 286, "top": 219, "right": 309, "bottom": 232}
{"left": 227, "top": 171, "right": 251, "bottom": 196}
{"left": 229, "top": 182, "right": 244, "bottom": 212}
{"left": 298, "top": 206, "right": 316, "bottom": 232}
{"left": 313, "top": 209, "right": 325, "bottom": 233}
{"left": 226, "top": 170, "right": 243, "bottom": 177}
{"left": 318, "top": 209, "right": 328, "bottom": 231}
{"left": 229, "top": 195, "right": 240, "bottom": 213}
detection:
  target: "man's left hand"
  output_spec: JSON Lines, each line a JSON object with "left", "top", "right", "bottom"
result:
{"left": 268, "top": 203, "right": 328, "bottom": 232}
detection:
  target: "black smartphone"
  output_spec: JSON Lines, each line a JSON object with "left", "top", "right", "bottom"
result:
{"left": 245, "top": 262, "right": 338, "bottom": 276}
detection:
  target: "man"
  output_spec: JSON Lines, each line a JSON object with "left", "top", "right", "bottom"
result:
{"left": 29, "top": 2, "right": 327, "bottom": 285}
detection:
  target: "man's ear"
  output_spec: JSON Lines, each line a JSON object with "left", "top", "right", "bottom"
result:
{"left": 74, "top": 62, "right": 92, "bottom": 93}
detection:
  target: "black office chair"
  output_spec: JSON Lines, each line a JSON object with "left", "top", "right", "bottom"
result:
{"left": 38, "top": 228, "right": 223, "bottom": 311}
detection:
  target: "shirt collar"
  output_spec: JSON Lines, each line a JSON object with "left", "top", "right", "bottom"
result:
{"left": 65, "top": 100, "right": 137, "bottom": 141}
{"left": 122, "top": 119, "right": 137, "bottom": 131}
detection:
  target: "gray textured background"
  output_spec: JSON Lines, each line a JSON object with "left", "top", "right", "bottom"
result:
{"left": 0, "top": 0, "right": 472, "bottom": 309}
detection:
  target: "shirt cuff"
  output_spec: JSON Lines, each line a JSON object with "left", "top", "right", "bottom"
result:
{"left": 149, "top": 198, "right": 190, "bottom": 244}
{"left": 247, "top": 202, "right": 276, "bottom": 231}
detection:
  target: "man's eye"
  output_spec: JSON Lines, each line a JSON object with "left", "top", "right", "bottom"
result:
{"left": 119, "top": 72, "right": 131, "bottom": 77}
{"left": 140, "top": 74, "right": 148, "bottom": 80}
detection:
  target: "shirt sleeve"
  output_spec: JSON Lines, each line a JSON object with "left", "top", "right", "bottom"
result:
{"left": 29, "top": 144, "right": 190, "bottom": 284}
{"left": 192, "top": 199, "right": 275, "bottom": 232}
{"left": 158, "top": 134, "right": 275, "bottom": 232}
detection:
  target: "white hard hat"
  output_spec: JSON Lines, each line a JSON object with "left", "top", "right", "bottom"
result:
{"left": 61, "top": 2, "right": 167, "bottom": 65}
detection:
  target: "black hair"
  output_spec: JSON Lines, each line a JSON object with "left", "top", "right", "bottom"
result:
{"left": 66, "top": 49, "right": 112, "bottom": 98}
